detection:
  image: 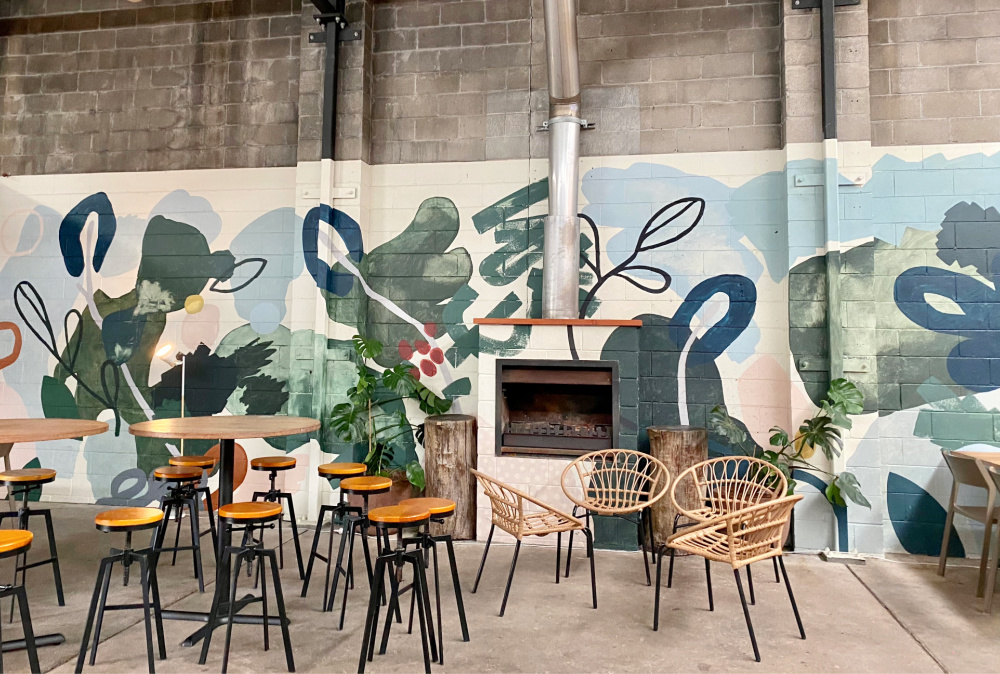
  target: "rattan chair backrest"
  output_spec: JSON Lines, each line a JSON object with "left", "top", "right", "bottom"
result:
{"left": 561, "top": 449, "right": 671, "bottom": 515}
{"left": 672, "top": 455, "right": 787, "bottom": 521}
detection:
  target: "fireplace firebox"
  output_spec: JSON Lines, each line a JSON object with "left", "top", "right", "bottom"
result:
{"left": 496, "top": 359, "right": 619, "bottom": 457}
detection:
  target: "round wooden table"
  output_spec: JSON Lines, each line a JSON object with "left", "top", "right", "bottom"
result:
{"left": 129, "top": 415, "right": 320, "bottom": 648}
{"left": 0, "top": 418, "right": 108, "bottom": 654}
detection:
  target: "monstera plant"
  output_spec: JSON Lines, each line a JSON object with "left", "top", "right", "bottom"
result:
{"left": 330, "top": 335, "right": 451, "bottom": 490}
{"left": 709, "top": 378, "right": 871, "bottom": 509}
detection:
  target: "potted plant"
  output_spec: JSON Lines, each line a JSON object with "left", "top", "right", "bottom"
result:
{"left": 708, "top": 378, "right": 871, "bottom": 512}
{"left": 330, "top": 335, "right": 452, "bottom": 511}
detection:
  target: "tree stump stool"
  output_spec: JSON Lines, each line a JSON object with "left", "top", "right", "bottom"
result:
{"left": 647, "top": 425, "right": 708, "bottom": 548}
{"left": 424, "top": 415, "right": 477, "bottom": 540}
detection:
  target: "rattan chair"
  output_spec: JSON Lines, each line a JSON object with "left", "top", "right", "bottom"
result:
{"left": 655, "top": 455, "right": 787, "bottom": 630}
{"left": 560, "top": 449, "right": 670, "bottom": 585}
{"left": 982, "top": 466, "right": 1000, "bottom": 613}
{"left": 938, "top": 450, "right": 998, "bottom": 599}
{"left": 470, "top": 469, "right": 597, "bottom": 617}
{"left": 667, "top": 495, "right": 805, "bottom": 662}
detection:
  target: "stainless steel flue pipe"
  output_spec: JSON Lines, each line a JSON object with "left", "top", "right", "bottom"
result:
{"left": 541, "top": 0, "right": 583, "bottom": 320}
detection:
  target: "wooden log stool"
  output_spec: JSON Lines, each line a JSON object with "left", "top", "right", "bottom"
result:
{"left": 301, "top": 462, "right": 365, "bottom": 600}
{"left": 359, "top": 504, "right": 436, "bottom": 674}
{"left": 324, "top": 475, "right": 392, "bottom": 628}
{"left": 0, "top": 530, "right": 40, "bottom": 674}
{"left": 250, "top": 456, "right": 304, "bottom": 580}
{"left": 153, "top": 465, "right": 210, "bottom": 593}
{"left": 199, "top": 502, "right": 293, "bottom": 674}
{"left": 77, "top": 508, "right": 167, "bottom": 674}
{"left": 398, "top": 497, "right": 469, "bottom": 665}
{"left": 0, "top": 468, "right": 65, "bottom": 610}
{"left": 168, "top": 454, "right": 219, "bottom": 550}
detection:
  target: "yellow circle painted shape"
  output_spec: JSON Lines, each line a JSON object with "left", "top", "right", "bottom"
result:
{"left": 184, "top": 295, "right": 204, "bottom": 314}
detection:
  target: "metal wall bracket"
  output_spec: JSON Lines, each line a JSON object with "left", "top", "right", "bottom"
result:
{"left": 309, "top": 28, "right": 361, "bottom": 43}
{"left": 791, "top": 0, "right": 860, "bottom": 8}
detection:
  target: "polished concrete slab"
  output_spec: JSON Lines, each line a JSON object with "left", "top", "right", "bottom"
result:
{"left": 0, "top": 503, "right": 992, "bottom": 672}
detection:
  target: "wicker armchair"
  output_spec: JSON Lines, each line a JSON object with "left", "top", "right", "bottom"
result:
{"left": 470, "top": 469, "right": 597, "bottom": 617}
{"left": 560, "top": 450, "right": 671, "bottom": 585}
{"left": 667, "top": 495, "right": 805, "bottom": 662}
{"left": 655, "top": 456, "right": 787, "bottom": 631}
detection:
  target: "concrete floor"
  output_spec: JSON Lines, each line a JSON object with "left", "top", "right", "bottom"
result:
{"left": 0, "top": 503, "right": 994, "bottom": 673}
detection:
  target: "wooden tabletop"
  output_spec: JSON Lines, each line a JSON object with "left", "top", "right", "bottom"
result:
{"left": 0, "top": 419, "right": 108, "bottom": 445}
{"left": 956, "top": 449, "right": 1000, "bottom": 469}
{"left": 129, "top": 415, "right": 320, "bottom": 440}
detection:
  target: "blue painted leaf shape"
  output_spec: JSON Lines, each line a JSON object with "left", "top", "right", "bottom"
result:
{"left": 59, "top": 192, "right": 117, "bottom": 277}
{"left": 302, "top": 204, "right": 364, "bottom": 297}
{"left": 887, "top": 472, "right": 964, "bottom": 557}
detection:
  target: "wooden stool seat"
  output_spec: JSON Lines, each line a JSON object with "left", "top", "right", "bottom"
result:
{"left": 251, "top": 456, "right": 296, "bottom": 470}
{"left": 341, "top": 476, "right": 392, "bottom": 494}
{"left": 218, "top": 502, "right": 282, "bottom": 521}
{"left": 400, "top": 497, "right": 456, "bottom": 517}
{"left": 318, "top": 462, "right": 366, "bottom": 478}
{"left": 169, "top": 455, "right": 218, "bottom": 469}
{"left": 95, "top": 507, "right": 164, "bottom": 531}
{"left": 153, "top": 465, "right": 202, "bottom": 481}
{"left": 0, "top": 468, "right": 56, "bottom": 484}
{"left": 368, "top": 504, "right": 430, "bottom": 525}
{"left": 0, "top": 530, "right": 33, "bottom": 556}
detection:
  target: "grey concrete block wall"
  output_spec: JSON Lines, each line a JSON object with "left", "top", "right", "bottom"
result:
{"left": 0, "top": 0, "right": 303, "bottom": 175}
{"left": 869, "top": 0, "right": 1000, "bottom": 145}
{"left": 371, "top": 0, "right": 783, "bottom": 163}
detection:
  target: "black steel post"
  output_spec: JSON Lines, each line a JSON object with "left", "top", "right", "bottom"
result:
{"left": 820, "top": 0, "right": 836, "bottom": 140}
{"left": 319, "top": 4, "right": 342, "bottom": 160}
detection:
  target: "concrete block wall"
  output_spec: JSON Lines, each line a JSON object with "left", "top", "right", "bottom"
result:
{"left": 869, "top": 0, "right": 1000, "bottom": 145}
{"left": 0, "top": 0, "right": 303, "bottom": 175}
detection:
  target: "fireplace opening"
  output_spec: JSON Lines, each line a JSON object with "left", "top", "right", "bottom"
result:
{"left": 496, "top": 359, "right": 619, "bottom": 457}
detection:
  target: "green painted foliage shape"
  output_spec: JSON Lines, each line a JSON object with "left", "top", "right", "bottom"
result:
{"left": 41, "top": 376, "right": 79, "bottom": 419}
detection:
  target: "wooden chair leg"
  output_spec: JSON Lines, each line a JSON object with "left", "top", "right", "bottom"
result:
{"left": 938, "top": 484, "right": 958, "bottom": 576}
{"left": 983, "top": 514, "right": 1000, "bottom": 613}
{"left": 977, "top": 504, "right": 996, "bottom": 597}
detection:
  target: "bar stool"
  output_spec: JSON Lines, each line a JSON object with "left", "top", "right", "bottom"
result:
{"left": 77, "top": 507, "right": 166, "bottom": 674}
{"left": 153, "top": 465, "right": 208, "bottom": 592}
{"left": 250, "top": 456, "right": 304, "bottom": 579}
{"left": 199, "top": 502, "right": 293, "bottom": 674}
{"left": 359, "top": 504, "right": 435, "bottom": 674}
{"left": 0, "top": 468, "right": 64, "bottom": 609}
{"left": 168, "top": 454, "right": 218, "bottom": 549}
{"left": 301, "top": 462, "right": 365, "bottom": 600}
{"left": 399, "top": 497, "right": 470, "bottom": 664}
{"left": 325, "top": 475, "right": 391, "bottom": 628}
{"left": 0, "top": 530, "right": 39, "bottom": 674}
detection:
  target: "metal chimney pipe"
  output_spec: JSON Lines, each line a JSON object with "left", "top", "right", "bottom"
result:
{"left": 542, "top": 0, "right": 582, "bottom": 320}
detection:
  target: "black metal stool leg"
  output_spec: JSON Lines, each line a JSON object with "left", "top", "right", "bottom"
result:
{"left": 221, "top": 550, "right": 249, "bottom": 674}
{"left": 258, "top": 554, "right": 269, "bottom": 652}
{"left": 472, "top": 524, "right": 494, "bottom": 593}
{"left": 171, "top": 500, "right": 183, "bottom": 567}
{"left": 325, "top": 517, "right": 352, "bottom": 615}
{"left": 498, "top": 540, "right": 521, "bottom": 617}
{"left": 734, "top": 567, "right": 760, "bottom": 662}
{"left": 137, "top": 556, "right": 156, "bottom": 674}
{"left": 443, "top": 536, "right": 469, "bottom": 641}
{"left": 337, "top": 521, "right": 359, "bottom": 629}
{"left": 778, "top": 556, "right": 806, "bottom": 639}
{"left": 431, "top": 540, "right": 444, "bottom": 664}
{"left": 411, "top": 555, "right": 433, "bottom": 674}
{"left": 187, "top": 498, "right": 205, "bottom": 593}
{"left": 76, "top": 557, "right": 113, "bottom": 674}
{"left": 13, "top": 585, "right": 39, "bottom": 674}
{"left": 39, "top": 509, "right": 64, "bottom": 606}
{"left": 147, "top": 551, "right": 167, "bottom": 660}
{"left": 358, "top": 557, "right": 387, "bottom": 674}
{"left": 281, "top": 492, "right": 305, "bottom": 580}
{"left": 302, "top": 505, "right": 331, "bottom": 597}
{"left": 198, "top": 545, "right": 232, "bottom": 666}
{"left": 264, "top": 549, "right": 294, "bottom": 672}
{"left": 88, "top": 558, "right": 114, "bottom": 666}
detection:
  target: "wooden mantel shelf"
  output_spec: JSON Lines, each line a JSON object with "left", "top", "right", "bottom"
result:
{"left": 473, "top": 318, "right": 642, "bottom": 327}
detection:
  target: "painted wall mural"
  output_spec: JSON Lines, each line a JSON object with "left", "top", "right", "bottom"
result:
{"left": 2, "top": 147, "right": 1000, "bottom": 557}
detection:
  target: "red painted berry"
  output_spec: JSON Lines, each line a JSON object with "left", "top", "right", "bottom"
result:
{"left": 409, "top": 367, "right": 421, "bottom": 380}
{"left": 420, "top": 359, "right": 437, "bottom": 377}
{"left": 398, "top": 340, "right": 413, "bottom": 360}
{"left": 415, "top": 340, "right": 430, "bottom": 355}
{"left": 424, "top": 322, "right": 438, "bottom": 338}
{"left": 429, "top": 348, "right": 444, "bottom": 364}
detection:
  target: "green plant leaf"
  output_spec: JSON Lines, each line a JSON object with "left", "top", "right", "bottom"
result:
{"left": 769, "top": 427, "right": 789, "bottom": 448}
{"left": 837, "top": 471, "right": 871, "bottom": 508}
{"left": 412, "top": 381, "right": 452, "bottom": 416}
{"left": 382, "top": 363, "right": 418, "bottom": 397}
{"left": 708, "top": 405, "right": 747, "bottom": 446}
{"left": 406, "top": 460, "right": 426, "bottom": 491}
{"left": 827, "top": 378, "right": 864, "bottom": 415}
{"left": 798, "top": 416, "right": 842, "bottom": 460}
{"left": 352, "top": 334, "right": 384, "bottom": 362}
{"left": 825, "top": 481, "right": 847, "bottom": 507}
{"left": 786, "top": 478, "right": 797, "bottom": 495}
{"left": 330, "top": 402, "right": 368, "bottom": 444}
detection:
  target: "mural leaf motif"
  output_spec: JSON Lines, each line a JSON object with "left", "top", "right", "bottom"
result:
{"left": 59, "top": 192, "right": 116, "bottom": 278}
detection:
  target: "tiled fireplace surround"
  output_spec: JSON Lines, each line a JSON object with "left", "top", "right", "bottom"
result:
{"left": 474, "top": 319, "right": 642, "bottom": 546}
